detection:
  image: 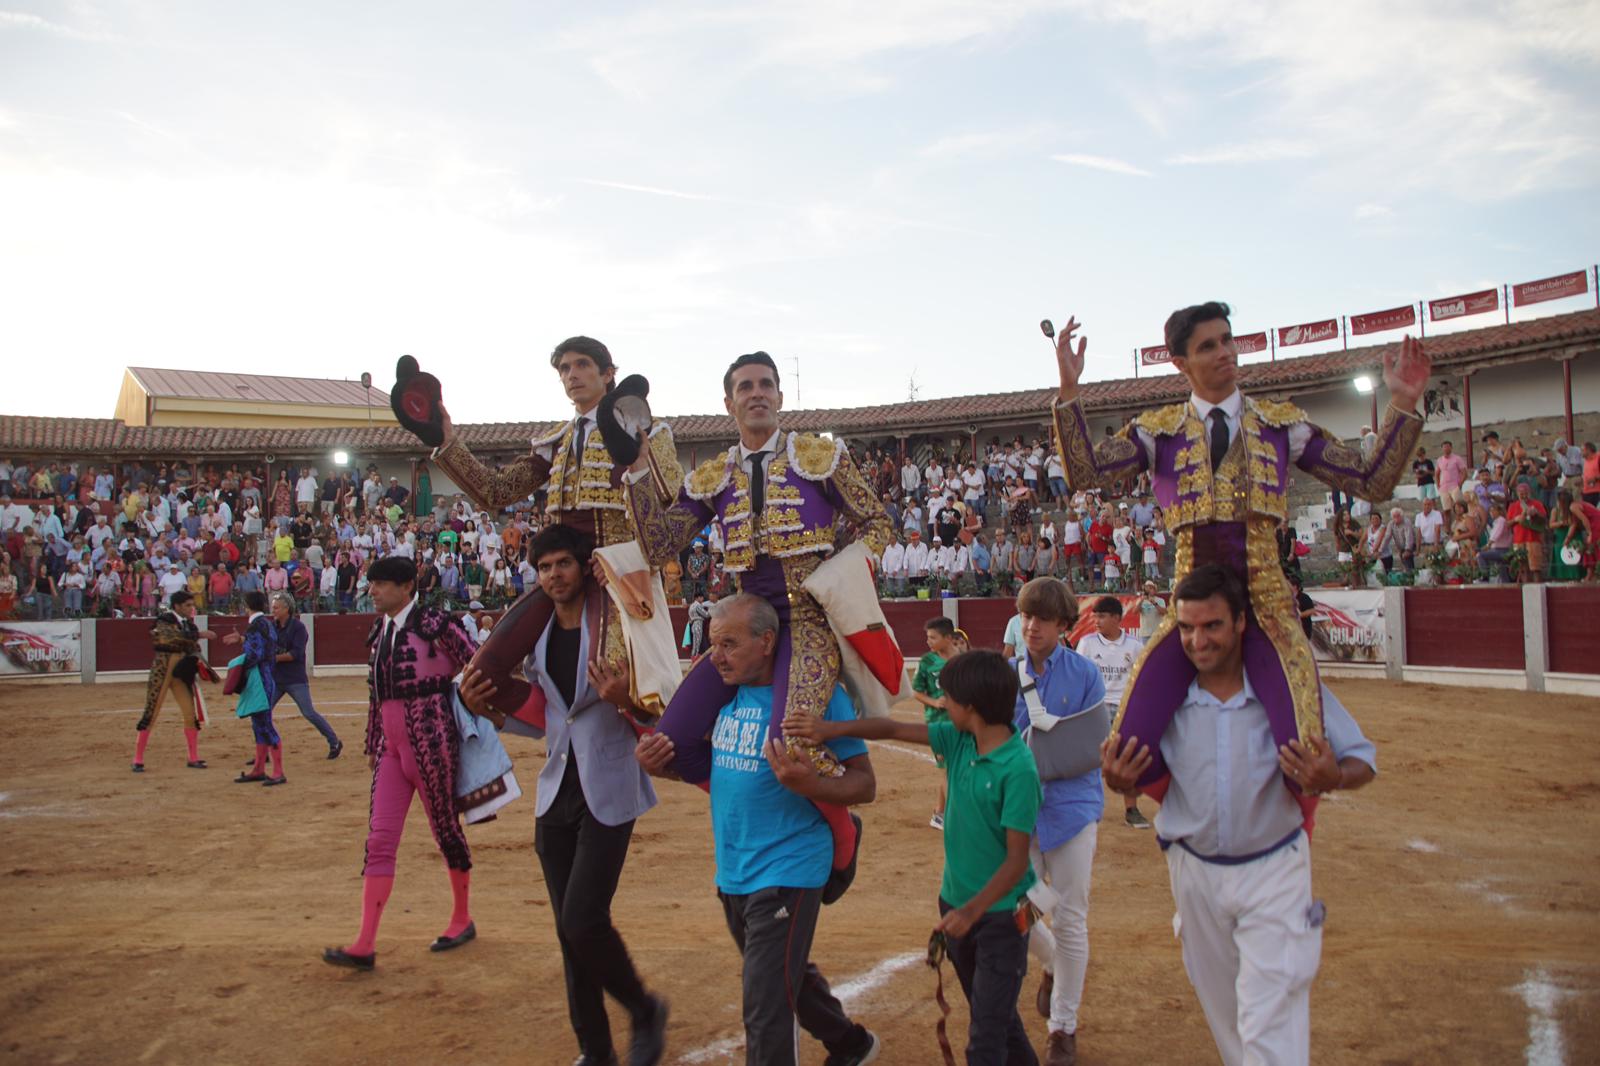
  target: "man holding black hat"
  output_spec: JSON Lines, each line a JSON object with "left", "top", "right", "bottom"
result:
{"left": 323, "top": 554, "right": 482, "bottom": 971}
{"left": 400, "top": 337, "right": 683, "bottom": 719}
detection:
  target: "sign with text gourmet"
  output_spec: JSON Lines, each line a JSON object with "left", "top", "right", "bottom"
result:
{"left": 1305, "top": 589, "right": 1385, "bottom": 664}
{"left": 1277, "top": 319, "right": 1339, "bottom": 347}
{"left": 1428, "top": 288, "right": 1498, "bottom": 321}
{"left": 1349, "top": 304, "right": 1417, "bottom": 336}
{"left": 1139, "top": 345, "right": 1171, "bottom": 366}
{"left": 1512, "top": 270, "right": 1588, "bottom": 308}
{"left": 1234, "top": 331, "right": 1269, "bottom": 354}
{"left": 0, "top": 622, "right": 82, "bottom": 677}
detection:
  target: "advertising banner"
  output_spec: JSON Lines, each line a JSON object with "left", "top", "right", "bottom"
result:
{"left": 1513, "top": 270, "right": 1588, "bottom": 307}
{"left": 1234, "top": 331, "right": 1269, "bottom": 354}
{"left": 0, "top": 622, "right": 83, "bottom": 677}
{"left": 1428, "top": 289, "right": 1498, "bottom": 321}
{"left": 1304, "top": 589, "right": 1385, "bottom": 664}
{"left": 1277, "top": 319, "right": 1339, "bottom": 347}
{"left": 1349, "top": 304, "right": 1417, "bottom": 336}
{"left": 1139, "top": 345, "right": 1171, "bottom": 366}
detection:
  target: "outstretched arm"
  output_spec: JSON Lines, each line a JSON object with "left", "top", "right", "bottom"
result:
{"left": 824, "top": 447, "right": 894, "bottom": 558}
{"left": 1297, "top": 336, "right": 1428, "bottom": 502}
{"left": 626, "top": 471, "right": 715, "bottom": 568}
{"left": 1049, "top": 317, "right": 1148, "bottom": 490}
{"left": 784, "top": 713, "right": 930, "bottom": 747}
{"left": 432, "top": 423, "right": 552, "bottom": 511}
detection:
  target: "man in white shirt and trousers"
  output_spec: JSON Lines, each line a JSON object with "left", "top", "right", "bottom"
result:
{"left": 1075, "top": 595, "right": 1151, "bottom": 830}
{"left": 1101, "top": 564, "right": 1376, "bottom": 1066}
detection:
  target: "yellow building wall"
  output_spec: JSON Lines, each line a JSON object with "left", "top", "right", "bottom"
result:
{"left": 113, "top": 374, "right": 398, "bottom": 428}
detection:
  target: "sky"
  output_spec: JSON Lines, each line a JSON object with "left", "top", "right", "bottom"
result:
{"left": 2, "top": 0, "right": 1598, "bottom": 424}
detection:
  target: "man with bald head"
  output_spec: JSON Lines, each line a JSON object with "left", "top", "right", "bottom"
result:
{"left": 635, "top": 593, "right": 881, "bottom": 1066}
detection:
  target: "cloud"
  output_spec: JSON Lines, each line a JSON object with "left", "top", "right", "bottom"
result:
{"left": 1353, "top": 202, "right": 1393, "bottom": 219}
{"left": 1050, "top": 152, "right": 1151, "bottom": 177}
{"left": 919, "top": 125, "right": 1052, "bottom": 159}
{"left": 575, "top": 178, "right": 730, "bottom": 203}
{"left": 0, "top": 9, "right": 112, "bottom": 41}
{"left": 1165, "top": 140, "right": 1316, "bottom": 166}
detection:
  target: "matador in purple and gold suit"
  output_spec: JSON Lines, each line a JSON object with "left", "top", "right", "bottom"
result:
{"left": 1054, "top": 337, "right": 1423, "bottom": 800}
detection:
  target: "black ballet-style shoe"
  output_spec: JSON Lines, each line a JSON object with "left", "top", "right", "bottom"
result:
{"left": 822, "top": 814, "right": 863, "bottom": 905}
{"left": 322, "top": 947, "right": 375, "bottom": 971}
{"left": 595, "top": 374, "right": 653, "bottom": 467}
{"left": 234, "top": 771, "right": 267, "bottom": 783}
{"left": 391, "top": 354, "right": 445, "bottom": 448}
{"left": 131, "top": 763, "right": 144, "bottom": 773}
{"left": 327, "top": 741, "right": 343, "bottom": 760}
{"left": 186, "top": 760, "right": 207, "bottom": 769}
{"left": 262, "top": 775, "right": 288, "bottom": 787}
{"left": 429, "top": 921, "right": 476, "bottom": 953}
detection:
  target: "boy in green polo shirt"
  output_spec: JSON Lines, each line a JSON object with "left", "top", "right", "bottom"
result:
{"left": 785, "top": 649, "right": 1042, "bottom": 1064}
{"left": 914, "top": 616, "right": 959, "bottom": 829}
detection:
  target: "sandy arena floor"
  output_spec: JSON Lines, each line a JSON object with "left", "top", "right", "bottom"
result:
{"left": 0, "top": 675, "right": 1596, "bottom": 1065}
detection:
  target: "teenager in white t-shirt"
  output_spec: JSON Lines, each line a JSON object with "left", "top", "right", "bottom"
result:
{"left": 1075, "top": 595, "right": 1150, "bottom": 829}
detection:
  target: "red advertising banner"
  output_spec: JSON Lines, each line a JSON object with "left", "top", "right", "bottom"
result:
{"left": 1139, "top": 345, "right": 1171, "bottom": 366}
{"left": 1513, "top": 269, "right": 1588, "bottom": 307}
{"left": 1349, "top": 304, "right": 1416, "bottom": 336}
{"left": 1428, "top": 288, "right": 1498, "bottom": 321}
{"left": 1235, "top": 331, "right": 1269, "bottom": 354}
{"left": 1277, "top": 319, "right": 1339, "bottom": 347}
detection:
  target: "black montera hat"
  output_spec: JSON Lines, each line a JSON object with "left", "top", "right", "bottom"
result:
{"left": 368, "top": 556, "right": 418, "bottom": 585}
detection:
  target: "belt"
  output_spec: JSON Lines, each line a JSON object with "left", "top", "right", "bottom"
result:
{"left": 1158, "top": 827, "right": 1301, "bottom": 866}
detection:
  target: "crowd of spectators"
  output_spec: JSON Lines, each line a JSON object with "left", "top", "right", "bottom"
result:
{"left": 0, "top": 430, "right": 1593, "bottom": 621}
{"left": 1292, "top": 430, "right": 1598, "bottom": 587}
{"left": 853, "top": 438, "right": 1173, "bottom": 599}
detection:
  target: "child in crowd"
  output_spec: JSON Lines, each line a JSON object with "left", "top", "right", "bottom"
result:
{"left": 914, "top": 616, "right": 959, "bottom": 829}
{"left": 786, "top": 650, "right": 1041, "bottom": 1066}
{"left": 1141, "top": 528, "right": 1160, "bottom": 582}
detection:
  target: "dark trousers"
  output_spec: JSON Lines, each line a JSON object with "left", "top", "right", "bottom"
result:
{"left": 939, "top": 900, "right": 1038, "bottom": 1066}
{"left": 271, "top": 682, "right": 340, "bottom": 748}
{"left": 719, "top": 885, "right": 861, "bottom": 1065}
{"left": 535, "top": 762, "right": 650, "bottom": 1060}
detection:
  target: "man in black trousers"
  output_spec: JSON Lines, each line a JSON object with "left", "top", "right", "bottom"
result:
{"left": 461, "top": 524, "right": 667, "bottom": 1066}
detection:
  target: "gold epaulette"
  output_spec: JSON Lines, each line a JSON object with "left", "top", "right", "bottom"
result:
{"left": 787, "top": 432, "right": 844, "bottom": 481}
{"left": 1133, "top": 402, "right": 1189, "bottom": 437}
{"left": 686, "top": 452, "right": 734, "bottom": 500}
{"left": 1247, "top": 396, "right": 1307, "bottom": 428}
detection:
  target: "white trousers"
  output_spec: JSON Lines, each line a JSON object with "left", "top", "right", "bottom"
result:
{"left": 1025, "top": 822, "right": 1097, "bottom": 1035}
{"left": 1165, "top": 836, "right": 1322, "bottom": 1066}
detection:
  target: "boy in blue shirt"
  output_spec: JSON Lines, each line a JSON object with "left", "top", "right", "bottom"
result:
{"left": 789, "top": 649, "right": 1043, "bottom": 1066}
{"left": 636, "top": 593, "right": 881, "bottom": 1066}
{"left": 1012, "top": 578, "right": 1106, "bottom": 1066}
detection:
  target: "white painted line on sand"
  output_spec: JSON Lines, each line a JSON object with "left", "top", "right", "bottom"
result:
{"left": 1514, "top": 967, "right": 1572, "bottom": 1066}
{"left": 677, "top": 951, "right": 923, "bottom": 1064}
{"left": 1404, "top": 838, "right": 1440, "bottom": 853}
{"left": 873, "top": 742, "right": 936, "bottom": 764}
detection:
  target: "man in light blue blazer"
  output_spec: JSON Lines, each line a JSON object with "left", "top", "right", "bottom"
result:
{"left": 462, "top": 523, "right": 667, "bottom": 1066}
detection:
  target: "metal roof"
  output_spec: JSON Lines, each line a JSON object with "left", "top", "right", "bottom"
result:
{"left": 126, "top": 367, "right": 389, "bottom": 407}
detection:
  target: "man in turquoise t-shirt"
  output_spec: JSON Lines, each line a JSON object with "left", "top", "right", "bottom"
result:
{"left": 636, "top": 594, "right": 881, "bottom": 1066}
{"left": 787, "top": 649, "right": 1042, "bottom": 1066}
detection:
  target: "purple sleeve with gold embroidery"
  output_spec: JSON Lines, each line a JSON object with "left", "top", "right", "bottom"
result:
{"left": 823, "top": 448, "right": 893, "bottom": 558}
{"left": 433, "top": 436, "right": 553, "bottom": 511}
{"left": 1051, "top": 398, "right": 1146, "bottom": 491}
{"left": 627, "top": 478, "right": 715, "bottom": 568}
{"left": 1296, "top": 406, "right": 1423, "bottom": 502}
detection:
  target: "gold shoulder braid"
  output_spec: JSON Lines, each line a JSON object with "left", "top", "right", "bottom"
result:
{"left": 787, "top": 432, "right": 844, "bottom": 481}
{"left": 1134, "top": 402, "right": 1189, "bottom": 437}
{"left": 686, "top": 451, "right": 734, "bottom": 500}
{"left": 1247, "top": 397, "right": 1307, "bottom": 429}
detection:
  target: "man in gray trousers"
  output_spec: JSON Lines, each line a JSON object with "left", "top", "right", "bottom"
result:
{"left": 461, "top": 524, "right": 667, "bottom": 1066}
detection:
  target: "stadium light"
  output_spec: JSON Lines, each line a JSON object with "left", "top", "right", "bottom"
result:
{"left": 1352, "top": 375, "right": 1374, "bottom": 394}
{"left": 333, "top": 450, "right": 350, "bottom": 466}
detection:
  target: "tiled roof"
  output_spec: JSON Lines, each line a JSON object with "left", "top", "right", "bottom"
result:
{"left": 4, "top": 310, "right": 1595, "bottom": 457}
{"left": 127, "top": 367, "right": 389, "bottom": 407}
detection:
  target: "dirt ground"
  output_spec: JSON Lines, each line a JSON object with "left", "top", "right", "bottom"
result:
{"left": 1, "top": 675, "right": 1596, "bottom": 1066}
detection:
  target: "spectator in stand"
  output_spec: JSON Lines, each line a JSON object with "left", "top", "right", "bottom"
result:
{"left": 990, "top": 529, "right": 1014, "bottom": 596}
{"left": 93, "top": 563, "right": 121, "bottom": 615}
{"left": 1548, "top": 490, "right": 1596, "bottom": 582}
{"left": 1014, "top": 530, "right": 1036, "bottom": 585}
{"left": 901, "top": 455, "right": 922, "bottom": 503}
{"left": 295, "top": 467, "right": 318, "bottom": 514}
{"left": 1582, "top": 442, "right": 1599, "bottom": 506}
{"left": 904, "top": 530, "right": 931, "bottom": 593}
{"left": 1412, "top": 446, "right": 1437, "bottom": 507}
{"left": 0, "top": 458, "right": 10, "bottom": 498}
{"left": 59, "top": 561, "right": 86, "bottom": 616}
{"left": 1414, "top": 496, "right": 1445, "bottom": 556}
{"left": 963, "top": 462, "right": 986, "bottom": 518}
{"left": 901, "top": 496, "right": 924, "bottom": 540}
{"left": 26, "top": 556, "right": 56, "bottom": 618}
{"left": 1435, "top": 441, "right": 1468, "bottom": 528}
{"left": 210, "top": 563, "right": 235, "bottom": 613}
{"left": 1508, "top": 480, "right": 1548, "bottom": 583}
{"left": 156, "top": 561, "right": 187, "bottom": 608}
{"left": 1365, "top": 512, "right": 1392, "bottom": 573}
{"left": 881, "top": 533, "right": 907, "bottom": 598}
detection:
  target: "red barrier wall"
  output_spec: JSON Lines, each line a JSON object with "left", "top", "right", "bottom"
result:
{"left": 95, "top": 617, "right": 158, "bottom": 672}
{"left": 956, "top": 599, "right": 1016, "bottom": 651}
{"left": 314, "top": 613, "right": 377, "bottom": 666}
{"left": 1546, "top": 587, "right": 1600, "bottom": 675}
{"left": 1403, "top": 588, "right": 1525, "bottom": 669}
{"left": 203, "top": 615, "right": 249, "bottom": 668}
{"left": 882, "top": 600, "right": 946, "bottom": 659}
